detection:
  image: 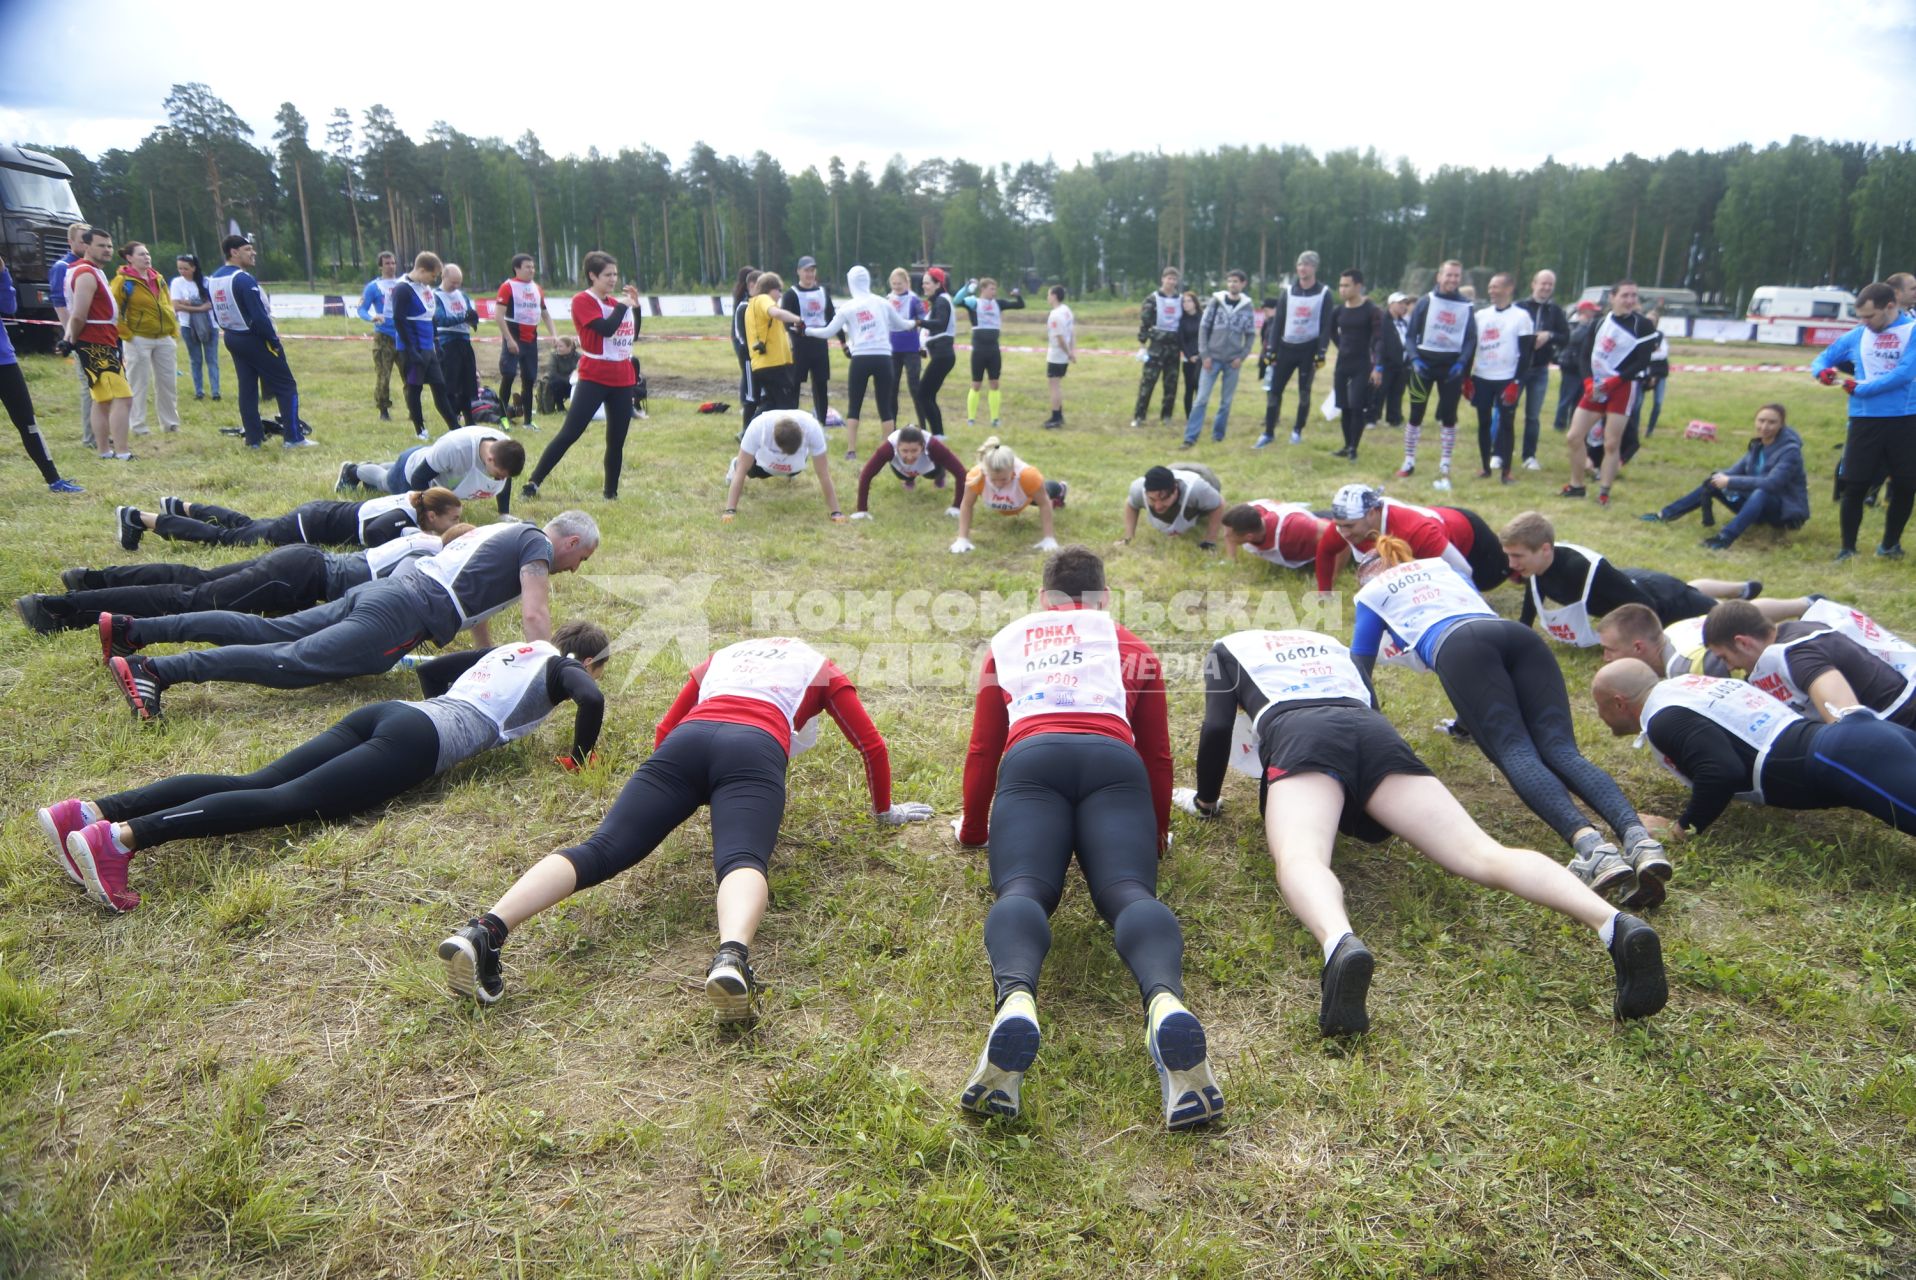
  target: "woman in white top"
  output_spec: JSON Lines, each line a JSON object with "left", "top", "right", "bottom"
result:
{"left": 170, "top": 254, "right": 220, "bottom": 400}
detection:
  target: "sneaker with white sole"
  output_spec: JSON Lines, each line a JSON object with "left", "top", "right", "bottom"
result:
{"left": 66, "top": 821, "right": 138, "bottom": 912}
{"left": 116, "top": 506, "right": 144, "bottom": 552}
{"left": 1489, "top": 455, "right": 1503, "bottom": 472}
{"left": 1569, "top": 841, "right": 1635, "bottom": 900}
{"left": 1622, "top": 836, "right": 1674, "bottom": 909}
{"left": 160, "top": 495, "right": 187, "bottom": 517}
{"left": 438, "top": 921, "right": 504, "bottom": 1004}
{"left": 959, "top": 990, "right": 1041, "bottom": 1119}
{"left": 1523, "top": 456, "right": 1542, "bottom": 471}
{"left": 705, "top": 947, "right": 759, "bottom": 1023}
{"left": 109, "top": 654, "right": 164, "bottom": 721}
{"left": 1431, "top": 470, "right": 1452, "bottom": 492}
{"left": 37, "top": 798, "right": 89, "bottom": 885}
{"left": 1146, "top": 992, "right": 1224, "bottom": 1130}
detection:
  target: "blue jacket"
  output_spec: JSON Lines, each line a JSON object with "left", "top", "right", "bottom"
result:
{"left": 210, "top": 264, "right": 278, "bottom": 343}
{"left": 1720, "top": 425, "right": 1810, "bottom": 525}
{"left": 0, "top": 269, "right": 18, "bottom": 365}
{"left": 1811, "top": 318, "right": 1916, "bottom": 418}
{"left": 387, "top": 280, "right": 435, "bottom": 356}
{"left": 357, "top": 276, "right": 398, "bottom": 337}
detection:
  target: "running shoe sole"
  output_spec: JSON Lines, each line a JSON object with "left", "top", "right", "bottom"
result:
{"left": 36, "top": 804, "right": 85, "bottom": 885}
{"left": 437, "top": 933, "right": 499, "bottom": 1004}
{"left": 959, "top": 1010, "right": 1041, "bottom": 1119}
{"left": 1319, "top": 939, "right": 1375, "bottom": 1037}
{"left": 1149, "top": 1011, "right": 1224, "bottom": 1130}
{"left": 108, "top": 656, "right": 159, "bottom": 722}
{"left": 705, "top": 968, "right": 756, "bottom": 1023}
{"left": 98, "top": 613, "right": 120, "bottom": 665}
{"left": 66, "top": 829, "right": 134, "bottom": 913}
{"left": 1611, "top": 918, "right": 1668, "bottom": 1020}
{"left": 1623, "top": 851, "right": 1674, "bottom": 910}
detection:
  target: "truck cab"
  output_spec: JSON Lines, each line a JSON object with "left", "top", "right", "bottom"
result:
{"left": 0, "top": 145, "right": 86, "bottom": 337}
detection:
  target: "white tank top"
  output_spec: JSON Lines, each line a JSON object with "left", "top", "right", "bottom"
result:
{"left": 579, "top": 292, "right": 636, "bottom": 363}
{"left": 355, "top": 492, "right": 418, "bottom": 541}
{"left": 1280, "top": 286, "right": 1328, "bottom": 345}
{"left": 1589, "top": 313, "right": 1648, "bottom": 380}
{"left": 1529, "top": 542, "right": 1605, "bottom": 648}
{"left": 1804, "top": 600, "right": 1916, "bottom": 692}
{"left": 979, "top": 462, "right": 1034, "bottom": 513}
{"left": 973, "top": 297, "right": 1002, "bottom": 330}
{"left": 365, "top": 531, "right": 441, "bottom": 579}
{"left": 1152, "top": 292, "right": 1181, "bottom": 333}
{"left": 1642, "top": 675, "right": 1799, "bottom": 804}
{"left": 1419, "top": 295, "right": 1470, "bottom": 353}
{"left": 1143, "top": 469, "right": 1214, "bottom": 535}
{"left": 1750, "top": 607, "right": 1916, "bottom": 719}
{"left": 1356, "top": 559, "right": 1494, "bottom": 651}
{"left": 990, "top": 609, "right": 1128, "bottom": 727}
{"left": 1247, "top": 500, "right": 1315, "bottom": 568}
{"left": 508, "top": 280, "right": 543, "bottom": 328}
{"left": 698, "top": 637, "right": 829, "bottom": 732}
{"left": 439, "top": 640, "right": 565, "bottom": 744}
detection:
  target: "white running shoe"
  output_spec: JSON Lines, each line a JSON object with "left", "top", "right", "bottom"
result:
{"left": 1146, "top": 992, "right": 1224, "bottom": 1130}
{"left": 1523, "top": 456, "right": 1542, "bottom": 471}
{"left": 960, "top": 991, "right": 1041, "bottom": 1119}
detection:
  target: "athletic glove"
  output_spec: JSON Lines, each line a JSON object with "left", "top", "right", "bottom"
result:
{"left": 1412, "top": 358, "right": 1432, "bottom": 380}
{"left": 1460, "top": 376, "right": 1476, "bottom": 400}
{"left": 1135, "top": 348, "right": 1150, "bottom": 363}
{"left": 557, "top": 751, "right": 601, "bottom": 772}
{"left": 1500, "top": 383, "right": 1520, "bottom": 407}
{"left": 1033, "top": 536, "right": 1059, "bottom": 552}
{"left": 1197, "top": 540, "right": 1218, "bottom": 551}
{"left": 53, "top": 339, "right": 73, "bottom": 357}
{"left": 876, "top": 802, "right": 934, "bottom": 825}
{"left": 1171, "top": 787, "right": 1219, "bottom": 818}
{"left": 850, "top": 511, "right": 873, "bottom": 521}
{"left": 1443, "top": 363, "right": 1465, "bottom": 386}
{"left": 950, "top": 816, "right": 986, "bottom": 848}
{"left": 949, "top": 537, "right": 974, "bottom": 554}
{"left": 1842, "top": 378, "right": 1857, "bottom": 395}
{"left": 1817, "top": 367, "right": 1838, "bottom": 386}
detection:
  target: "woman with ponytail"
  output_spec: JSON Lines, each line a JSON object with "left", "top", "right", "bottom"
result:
{"left": 950, "top": 436, "right": 1068, "bottom": 554}
{"left": 110, "top": 486, "right": 463, "bottom": 552}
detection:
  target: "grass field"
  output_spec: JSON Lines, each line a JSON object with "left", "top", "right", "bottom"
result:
{"left": 2, "top": 299, "right": 1912, "bottom": 1278}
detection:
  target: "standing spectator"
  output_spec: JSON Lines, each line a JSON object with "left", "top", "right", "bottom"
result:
{"left": 496, "top": 253, "right": 556, "bottom": 430}
{"left": 388, "top": 252, "right": 459, "bottom": 442}
{"left": 521, "top": 251, "right": 641, "bottom": 501}
{"left": 60, "top": 228, "right": 133, "bottom": 459}
{"left": 918, "top": 268, "right": 958, "bottom": 438}
{"left": 1181, "top": 269, "right": 1258, "bottom": 448}
{"left": 1811, "top": 281, "right": 1916, "bottom": 560}
{"left": 1328, "top": 269, "right": 1383, "bottom": 462}
{"left": 1131, "top": 267, "right": 1184, "bottom": 427}
{"left": 783, "top": 256, "right": 838, "bottom": 422}
{"left": 1469, "top": 272, "right": 1535, "bottom": 483}
{"left": 170, "top": 254, "right": 220, "bottom": 401}
{"left": 433, "top": 263, "right": 480, "bottom": 425}
{"left": 1177, "top": 290, "right": 1203, "bottom": 422}
{"left": 1563, "top": 280, "right": 1659, "bottom": 505}
{"left": 1640, "top": 316, "right": 1671, "bottom": 437}
{"left": 1640, "top": 403, "right": 1808, "bottom": 548}
{"left": 357, "top": 251, "right": 400, "bottom": 421}
{"left": 884, "top": 267, "right": 927, "bottom": 428}
{"left": 48, "top": 222, "right": 91, "bottom": 446}
{"left": 1044, "top": 285, "right": 1075, "bottom": 429}
{"left": 1558, "top": 301, "right": 1598, "bottom": 431}
{"left": 1889, "top": 272, "right": 1916, "bottom": 314}
{"left": 1514, "top": 269, "right": 1568, "bottom": 469}
{"left": 745, "top": 271, "right": 801, "bottom": 418}
{"left": 730, "top": 265, "right": 761, "bottom": 434}
{"left": 111, "top": 242, "right": 179, "bottom": 436}
{"left": 1371, "top": 292, "right": 1412, "bottom": 429}
{"left": 1398, "top": 259, "right": 1478, "bottom": 490}
{"left": 0, "top": 253, "right": 82, "bottom": 492}
{"left": 1257, "top": 250, "right": 1335, "bottom": 448}
{"left": 208, "top": 234, "right": 306, "bottom": 449}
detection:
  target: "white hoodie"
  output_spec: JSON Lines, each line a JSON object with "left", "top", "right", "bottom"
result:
{"left": 806, "top": 265, "right": 913, "bottom": 357}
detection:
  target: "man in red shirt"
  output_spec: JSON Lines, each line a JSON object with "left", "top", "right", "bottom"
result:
{"left": 1314, "top": 484, "right": 1507, "bottom": 593}
{"left": 954, "top": 546, "right": 1223, "bottom": 1130}
{"left": 437, "top": 636, "right": 932, "bottom": 1020}
{"left": 495, "top": 254, "right": 557, "bottom": 429}
{"left": 57, "top": 228, "right": 133, "bottom": 459}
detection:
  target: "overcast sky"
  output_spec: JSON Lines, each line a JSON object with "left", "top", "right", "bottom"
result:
{"left": 4, "top": 0, "right": 1914, "bottom": 180}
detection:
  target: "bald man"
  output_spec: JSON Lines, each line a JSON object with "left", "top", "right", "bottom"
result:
{"left": 1592, "top": 660, "right": 1916, "bottom": 840}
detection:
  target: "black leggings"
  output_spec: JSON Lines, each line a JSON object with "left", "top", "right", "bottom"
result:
{"left": 846, "top": 354, "right": 896, "bottom": 423}
{"left": 887, "top": 351, "right": 923, "bottom": 424}
{"left": 154, "top": 504, "right": 303, "bottom": 547}
{"left": 1262, "top": 344, "right": 1318, "bottom": 435}
{"left": 0, "top": 361, "right": 60, "bottom": 484}
{"left": 441, "top": 340, "right": 477, "bottom": 421}
{"left": 1182, "top": 357, "right": 1201, "bottom": 419}
{"left": 45, "top": 545, "right": 331, "bottom": 624}
{"left": 1431, "top": 619, "right": 1639, "bottom": 845}
{"left": 792, "top": 342, "right": 832, "bottom": 420}
{"left": 921, "top": 343, "right": 956, "bottom": 435}
{"left": 1453, "top": 508, "right": 1510, "bottom": 593}
{"left": 530, "top": 380, "right": 635, "bottom": 498}
{"left": 970, "top": 335, "right": 1003, "bottom": 383}
{"left": 1838, "top": 418, "right": 1916, "bottom": 553}
{"left": 100, "top": 701, "right": 440, "bottom": 851}
{"left": 984, "top": 733, "right": 1184, "bottom": 1008}
{"left": 1408, "top": 360, "right": 1465, "bottom": 426}
{"left": 1473, "top": 377, "right": 1514, "bottom": 472}
{"left": 498, "top": 339, "right": 538, "bottom": 420}
{"left": 561, "top": 720, "right": 789, "bottom": 888}
{"left": 402, "top": 351, "right": 461, "bottom": 434}
{"left": 1333, "top": 361, "right": 1370, "bottom": 456}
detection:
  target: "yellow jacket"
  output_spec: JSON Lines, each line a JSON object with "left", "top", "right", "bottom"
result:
{"left": 745, "top": 294, "right": 793, "bottom": 371}
{"left": 112, "top": 266, "right": 177, "bottom": 340}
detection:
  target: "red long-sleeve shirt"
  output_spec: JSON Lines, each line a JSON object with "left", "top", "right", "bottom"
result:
{"left": 854, "top": 436, "right": 969, "bottom": 512}
{"left": 959, "top": 609, "right": 1172, "bottom": 848}
{"left": 654, "top": 657, "right": 892, "bottom": 812}
{"left": 1313, "top": 501, "right": 1473, "bottom": 591}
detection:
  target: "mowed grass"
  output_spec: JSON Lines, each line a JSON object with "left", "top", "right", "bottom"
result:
{"left": 1, "top": 298, "right": 1913, "bottom": 1278}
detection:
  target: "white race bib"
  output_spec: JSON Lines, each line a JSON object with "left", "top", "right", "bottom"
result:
{"left": 990, "top": 610, "right": 1128, "bottom": 727}
{"left": 1642, "top": 675, "right": 1798, "bottom": 803}
{"left": 1421, "top": 296, "right": 1470, "bottom": 353}
{"left": 1355, "top": 559, "right": 1493, "bottom": 653}
{"left": 1530, "top": 542, "right": 1605, "bottom": 648}
{"left": 699, "top": 638, "right": 829, "bottom": 731}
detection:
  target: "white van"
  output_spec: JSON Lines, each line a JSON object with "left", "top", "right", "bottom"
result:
{"left": 1747, "top": 286, "right": 1857, "bottom": 343}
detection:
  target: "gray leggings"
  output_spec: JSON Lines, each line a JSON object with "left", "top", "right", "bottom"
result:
{"left": 140, "top": 583, "right": 430, "bottom": 690}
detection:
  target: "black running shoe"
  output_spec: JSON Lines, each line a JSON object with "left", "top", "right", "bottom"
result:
{"left": 159, "top": 495, "right": 187, "bottom": 517}
{"left": 1319, "top": 934, "right": 1375, "bottom": 1036}
{"left": 14, "top": 595, "right": 57, "bottom": 635}
{"left": 60, "top": 567, "right": 88, "bottom": 592}
{"left": 438, "top": 920, "right": 503, "bottom": 1004}
{"left": 109, "top": 654, "right": 163, "bottom": 722}
{"left": 116, "top": 506, "right": 143, "bottom": 551}
{"left": 705, "top": 947, "right": 758, "bottom": 1023}
{"left": 335, "top": 462, "right": 359, "bottom": 492}
{"left": 1609, "top": 913, "right": 1667, "bottom": 1020}
{"left": 519, "top": 480, "right": 540, "bottom": 499}
{"left": 98, "top": 613, "right": 138, "bottom": 663}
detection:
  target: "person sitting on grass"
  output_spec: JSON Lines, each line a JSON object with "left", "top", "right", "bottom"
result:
{"left": 1639, "top": 403, "right": 1808, "bottom": 549}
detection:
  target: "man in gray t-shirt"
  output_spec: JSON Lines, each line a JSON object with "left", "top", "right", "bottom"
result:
{"left": 1119, "top": 464, "right": 1225, "bottom": 549}
{"left": 106, "top": 514, "right": 601, "bottom": 719}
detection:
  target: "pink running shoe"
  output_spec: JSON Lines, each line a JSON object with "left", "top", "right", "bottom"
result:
{"left": 36, "top": 799, "right": 88, "bottom": 885}
{"left": 66, "top": 820, "right": 139, "bottom": 912}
